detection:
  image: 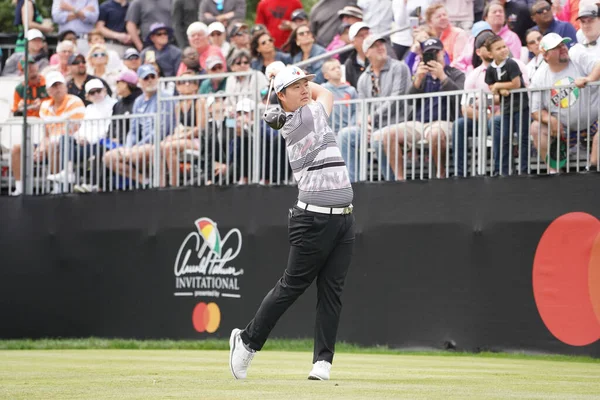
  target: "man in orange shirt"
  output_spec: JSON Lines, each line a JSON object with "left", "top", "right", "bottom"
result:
{"left": 10, "top": 71, "right": 85, "bottom": 196}
{"left": 12, "top": 58, "right": 49, "bottom": 118}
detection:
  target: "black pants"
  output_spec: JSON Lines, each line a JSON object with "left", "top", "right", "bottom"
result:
{"left": 241, "top": 205, "right": 355, "bottom": 364}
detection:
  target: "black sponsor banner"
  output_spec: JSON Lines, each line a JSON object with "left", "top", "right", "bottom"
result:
{"left": 1, "top": 175, "right": 600, "bottom": 357}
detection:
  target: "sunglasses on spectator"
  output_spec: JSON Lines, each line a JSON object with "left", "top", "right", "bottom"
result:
{"left": 234, "top": 60, "right": 250, "bottom": 66}
{"left": 143, "top": 74, "right": 157, "bottom": 81}
{"left": 527, "top": 36, "right": 543, "bottom": 45}
{"left": 260, "top": 38, "right": 274, "bottom": 46}
{"left": 297, "top": 30, "right": 312, "bottom": 37}
{"left": 533, "top": 5, "right": 551, "bottom": 15}
{"left": 210, "top": 32, "right": 223, "bottom": 36}
{"left": 71, "top": 60, "right": 86, "bottom": 65}
{"left": 234, "top": 31, "right": 248, "bottom": 37}
{"left": 92, "top": 52, "right": 107, "bottom": 58}
{"left": 154, "top": 31, "right": 169, "bottom": 37}
{"left": 125, "top": 55, "right": 140, "bottom": 60}
{"left": 210, "top": 65, "right": 224, "bottom": 72}
{"left": 88, "top": 88, "right": 103, "bottom": 96}
{"left": 177, "top": 80, "right": 197, "bottom": 85}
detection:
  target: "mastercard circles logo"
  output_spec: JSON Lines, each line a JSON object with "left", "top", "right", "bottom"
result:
{"left": 533, "top": 212, "right": 600, "bottom": 346}
{"left": 192, "top": 302, "right": 221, "bottom": 333}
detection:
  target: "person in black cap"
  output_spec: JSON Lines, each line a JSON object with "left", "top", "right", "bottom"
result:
{"left": 67, "top": 53, "right": 113, "bottom": 105}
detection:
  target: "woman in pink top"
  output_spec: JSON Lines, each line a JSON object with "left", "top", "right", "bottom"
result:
{"left": 453, "top": 1, "right": 522, "bottom": 73}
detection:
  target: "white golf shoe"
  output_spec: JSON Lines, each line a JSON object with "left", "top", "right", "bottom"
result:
{"left": 229, "top": 328, "right": 255, "bottom": 379}
{"left": 308, "top": 360, "right": 331, "bottom": 380}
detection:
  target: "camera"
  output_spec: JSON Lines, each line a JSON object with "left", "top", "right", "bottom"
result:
{"left": 423, "top": 51, "right": 436, "bottom": 66}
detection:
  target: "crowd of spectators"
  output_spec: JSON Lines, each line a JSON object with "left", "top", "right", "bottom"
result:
{"left": 3, "top": 0, "right": 600, "bottom": 195}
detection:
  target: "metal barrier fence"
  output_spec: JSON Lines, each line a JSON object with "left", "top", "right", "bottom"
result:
{"left": 1, "top": 72, "right": 599, "bottom": 196}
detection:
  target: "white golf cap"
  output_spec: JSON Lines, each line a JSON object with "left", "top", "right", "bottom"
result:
{"left": 348, "top": 22, "right": 369, "bottom": 41}
{"left": 208, "top": 21, "right": 226, "bottom": 33}
{"left": 540, "top": 32, "right": 572, "bottom": 52}
{"left": 45, "top": 71, "right": 66, "bottom": 87}
{"left": 362, "top": 34, "right": 385, "bottom": 54}
{"left": 236, "top": 98, "right": 255, "bottom": 113}
{"left": 578, "top": 0, "right": 599, "bottom": 19}
{"left": 27, "top": 29, "right": 44, "bottom": 41}
{"left": 273, "top": 65, "right": 315, "bottom": 93}
{"left": 85, "top": 78, "right": 104, "bottom": 93}
{"left": 187, "top": 21, "right": 208, "bottom": 36}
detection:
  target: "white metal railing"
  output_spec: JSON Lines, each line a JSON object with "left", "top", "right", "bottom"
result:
{"left": 1, "top": 73, "right": 599, "bottom": 196}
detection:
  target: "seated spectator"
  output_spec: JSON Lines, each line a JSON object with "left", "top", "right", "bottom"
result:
{"left": 208, "top": 22, "right": 231, "bottom": 57}
{"left": 102, "top": 64, "right": 176, "bottom": 188}
{"left": 531, "top": 0, "right": 578, "bottom": 46}
{"left": 47, "top": 78, "right": 117, "bottom": 188}
{"left": 161, "top": 71, "right": 228, "bottom": 186}
{"left": 198, "top": 56, "right": 227, "bottom": 96}
{"left": 125, "top": 0, "right": 172, "bottom": 52}
{"left": 67, "top": 52, "right": 113, "bottom": 105}
{"left": 52, "top": 0, "right": 99, "bottom": 55}
{"left": 285, "top": 26, "right": 327, "bottom": 84}
{"left": 48, "top": 30, "right": 78, "bottom": 66}
{"left": 453, "top": 2, "right": 522, "bottom": 73}
{"left": 525, "top": 29, "right": 545, "bottom": 82}
{"left": 321, "top": 58, "right": 358, "bottom": 133}
{"left": 228, "top": 22, "right": 251, "bottom": 58}
{"left": 344, "top": 22, "right": 371, "bottom": 88}
{"left": 42, "top": 40, "right": 76, "bottom": 81}
{"left": 405, "top": 26, "right": 452, "bottom": 76}
{"left": 140, "top": 22, "right": 181, "bottom": 78}
{"left": 484, "top": 35, "right": 529, "bottom": 176}
{"left": 86, "top": 29, "right": 125, "bottom": 72}
{"left": 87, "top": 44, "right": 121, "bottom": 93}
{"left": 230, "top": 98, "right": 255, "bottom": 184}
{"left": 181, "top": 22, "right": 226, "bottom": 74}
{"left": 110, "top": 69, "right": 142, "bottom": 143}
{"left": 425, "top": 3, "right": 468, "bottom": 63}
{"left": 338, "top": 35, "right": 412, "bottom": 182}
{"left": 122, "top": 48, "right": 142, "bottom": 73}
{"left": 250, "top": 31, "right": 292, "bottom": 74}
{"left": 326, "top": 23, "right": 352, "bottom": 64}
{"left": 199, "top": 0, "right": 246, "bottom": 27}
{"left": 379, "top": 38, "right": 465, "bottom": 179}
{"left": 179, "top": 47, "right": 203, "bottom": 74}
{"left": 570, "top": 2, "right": 600, "bottom": 58}
{"left": 14, "top": 0, "right": 54, "bottom": 53}
{"left": 225, "top": 49, "right": 268, "bottom": 111}
{"left": 10, "top": 71, "right": 85, "bottom": 196}
{"left": 255, "top": 0, "right": 303, "bottom": 48}
{"left": 11, "top": 59, "right": 49, "bottom": 117}
{"left": 95, "top": 0, "right": 131, "bottom": 56}
{"left": 2, "top": 29, "right": 49, "bottom": 76}
{"left": 530, "top": 33, "right": 600, "bottom": 171}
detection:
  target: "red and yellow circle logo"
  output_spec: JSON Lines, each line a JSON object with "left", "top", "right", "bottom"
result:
{"left": 192, "top": 302, "right": 221, "bottom": 333}
{"left": 533, "top": 212, "right": 600, "bottom": 346}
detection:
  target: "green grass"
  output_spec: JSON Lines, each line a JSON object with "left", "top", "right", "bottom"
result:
{"left": 1, "top": 349, "right": 600, "bottom": 399}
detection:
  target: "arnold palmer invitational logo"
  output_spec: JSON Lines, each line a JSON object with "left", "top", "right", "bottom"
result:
{"left": 174, "top": 218, "right": 244, "bottom": 299}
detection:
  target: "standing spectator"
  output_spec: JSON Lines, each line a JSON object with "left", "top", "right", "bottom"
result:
{"left": 358, "top": 0, "right": 393, "bottom": 36}
{"left": 344, "top": 22, "right": 371, "bottom": 88}
{"left": 87, "top": 44, "right": 121, "bottom": 93}
{"left": 140, "top": 23, "right": 182, "bottom": 78}
{"left": 225, "top": 49, "right": 268, "bottom": 111}
{"left": 171, "top": 0, "right": 201, "bottom": 48}
{"left": 529, "top": 33, "right": 600, "bottom": 171}
{"left": 228, "top": 22, "right": 251, "bottom": 57}
{"left": 111, "top": 69, "right": 142, "bottom": 143}
{"left": 570, "top": 1, "right": 600, "bottom": 58}
{"left": 47, "top": 30, "right": 78, "bottom": 66}
{"left": 125, "top": 0, "right": 172, "bottom": 52}
{"left": 310, "top": 0, "right": 357, "bottom": 47}
{"left": 286, "top": 26, "right": 327, "bottom": 84}
{"left": 41, "top": 40, "right": 76, "bottom": 81}
{"left": 439, "top": 0, "right": 475, "bottom": 31}
{"left": 554, "top": 0, "right": 582, "bottom": 30}
{"left": 11, "top": 59, "right": 49, "bottom": 117}
{"left": 500, "top": 0, "right": 536, "bottom": 45}
{"left": 255, "top": 0, "right": 303, "bottom": 49}
{"left": 180, "top": 47, "right": 202, "bottom": 73}
{"left": 288, "top": 8, "right": 310, "bottom": 31}
{"left": 200, "top": 56, "right": 227, "bottom": 94}
{"left": 199, "top": 0, "right": 246, "bottom": 27}
{"left": 338, "top": 5, "right": 364, "bottom": 26}
{"left": 14, "top": 0, "right": 54, "bottom": 53}
{"left": 122, "top": 48, "right": 141, "bottom": 72}
{"left": 378, "top": 37, "right": 465, "bottom": 179}
{"left": 453, "top": 2, "right": 522, "bottom": 73}
{"left": 250, "top": 31, "right": 292, "bottom": 74}
{"left": 404, "top": 26, "right": 451, "bottom": 75}
{"left": 525, "top": 28, "right": 545, "bottom": 81}
{"left": 531, "top": 0, "right": 578, "bottom": 45}
{"left": 338, "top": 34, "right": 412, "bottom": 182}
{"left": 321, "top": 58, "right": 358, "bottom": 133}
{"left": 208, "top": 22, "right": 231, "bottom": 57}
{"left": 96, "top": 0, "right": 131, "bottom": 57}
{"left": 181, "top": 22, "right": 226, "bottom": 74}
{"left": 51, "top": 0, "right": 99, "bottom": 55}
{"left": 10, "top": 71, "right": 85, "bottom": 196}
{"left": 2, "top": 29, "right": 49, "bottom": 76}
{"left": 484, "top": 35, "right": 529, "bottom": 175}
{"left": 391, "top": 0, "right": 415, "bottom": 60}
{"left": 67, "top": 52, "right": 112, "bottom": 105}
{"left": 426, "top": 3, "right": 468, "bottom": 63}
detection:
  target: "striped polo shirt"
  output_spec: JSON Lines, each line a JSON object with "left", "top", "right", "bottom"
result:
{"left": 281, "top": 102, "right": 353, "bottom": 208}
{"left": 39, "top": 94, "right": 86, "bottom": 138}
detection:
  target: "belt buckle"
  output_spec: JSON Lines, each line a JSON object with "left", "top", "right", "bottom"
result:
{"left": 342, "top": 205, "right": 353, "bottom": 215}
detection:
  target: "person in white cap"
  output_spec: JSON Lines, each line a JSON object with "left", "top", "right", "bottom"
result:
{"left": 571, "top": 1, "right": 600, "bottom": 58}
{"left": 2, "top": 29, "right": 49, "bottom": 76}
{"left": 10, "top": 70, "right": 86, "bottom": 195}
{"left": 229, "top": 65, "right": 354, "bottom": 382}
{"left": 530, "top": 32, "right": 600, "bottom": 171}
{"left": 208, "top": 21, "right": 231, "bottom": 57}
{"left": 182, "top": 21, "right": 226, "bottom": 75}
{"left": 48, "top": 78, "right": 117, "bottom": 191}
{"left": 344, "top": 21, "right": 371, "bottom": 88}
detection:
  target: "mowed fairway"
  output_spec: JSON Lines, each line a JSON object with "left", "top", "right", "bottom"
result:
{"left": 1, "top": 350, "right": 600, "bottom": 400}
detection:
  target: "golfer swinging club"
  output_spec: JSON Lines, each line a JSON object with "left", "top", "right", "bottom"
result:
{"left": 229, "top": 65, "right": 355, "bottom": 381}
